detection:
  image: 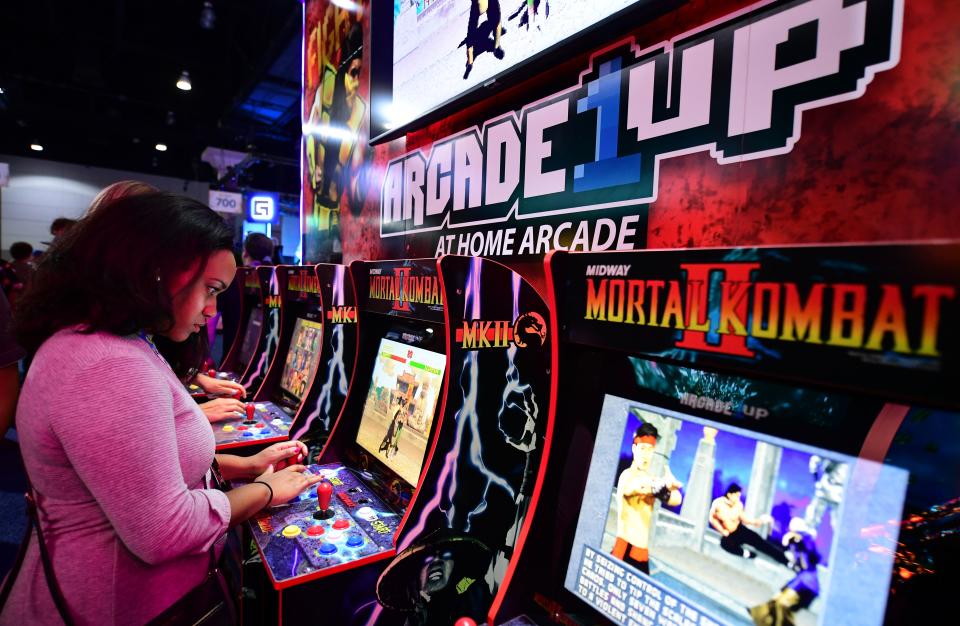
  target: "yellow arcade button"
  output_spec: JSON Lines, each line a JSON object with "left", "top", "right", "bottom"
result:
{"left": 222, "top": 425, "right": 234, "bottom": 432}
{"left": 282, "top": 525, "right": 301, "bottom": 538}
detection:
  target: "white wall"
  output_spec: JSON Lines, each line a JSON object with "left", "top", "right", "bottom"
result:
{"left": 0, "top": 154, "right": 209, "bottom": 257}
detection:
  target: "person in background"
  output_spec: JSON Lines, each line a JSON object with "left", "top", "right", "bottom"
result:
{"left": 0, "top": 259, "right": 24, "bottom": 304}
{"left": 242, "top": 232, "right": 274, "bottom": 267}
{"left": 48, "top": 217, "right": 77, "bottom": 242}
{"left": 2, "top": 191, "right": 322, "bottom": 624}
{"left": 0, "top": 289, "right": 25, "bottom": 439}
{"left": 9, "top": 242, "right": 35, "bottom": 293}
{"left": 154, "top": 329, "right": 247, "bottom": 422}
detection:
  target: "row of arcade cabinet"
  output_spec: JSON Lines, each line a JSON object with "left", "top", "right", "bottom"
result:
{"left": 202, "top": 242, "right": 959, "bottom": 626}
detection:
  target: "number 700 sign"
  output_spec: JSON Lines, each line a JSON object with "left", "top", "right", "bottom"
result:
{"left": 208, "top": 190, "right": 243, "bottom": 214}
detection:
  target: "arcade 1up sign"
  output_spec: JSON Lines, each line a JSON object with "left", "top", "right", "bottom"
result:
{"left": 548, "top": 243, "right": 959, "bottom": 407}
{"left": 380, "top": 0, "right": 903, "bottom": 258}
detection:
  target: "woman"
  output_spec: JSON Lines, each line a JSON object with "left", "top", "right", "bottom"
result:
{"left": 90, "top": 180, "right": 249, "bottom": 423}
{"left": 1, "top": 192, "right": 323, "bottom": 625}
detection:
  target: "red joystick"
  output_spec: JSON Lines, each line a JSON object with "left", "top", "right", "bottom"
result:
{"left": 207, "top": 369, "right": 216, "bottom": 377}
{"left": 233, "top": 389, "right": 243, "bottom": 400}
{"left": 245, "top": 403, "right": 256, "bottom": 422}
{"left": 313, "top": 480, "right": 335, "bottom": 520}
{"left": 454, "top": 619, "right": 477, "bottom": 626}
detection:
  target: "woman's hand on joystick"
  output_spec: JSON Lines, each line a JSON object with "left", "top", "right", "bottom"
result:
{"left": 249, "top": 440, "right": 309, "bottom": 474}
{"left": 255, "top": 464, "right": 325, "bottom": 505}
{"left": 200, "top": 398, "right": 247, "bottom": 423}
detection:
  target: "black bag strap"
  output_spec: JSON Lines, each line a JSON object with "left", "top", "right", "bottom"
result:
{"left": 26, "top": 490, "right": 75, "bottom": 626}
{"left": 4, "top": 466, "right": 232, "bottom": 626}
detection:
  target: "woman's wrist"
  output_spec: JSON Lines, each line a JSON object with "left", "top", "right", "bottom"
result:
{"left": 215, "top": 453, "right": 257, "bottom": 480}
{"left": 252, "top": 480, "right": 273, "bottom": 507}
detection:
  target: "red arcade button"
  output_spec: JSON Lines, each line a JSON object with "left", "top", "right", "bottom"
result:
{"left": 307, "top": 525, "right": 325, "bottom": 537}
{"left": 237, "top": 425, "right": 248, "bottom": 431}
{"left": 333, "top": 519, "right": 349, "bottom": 530}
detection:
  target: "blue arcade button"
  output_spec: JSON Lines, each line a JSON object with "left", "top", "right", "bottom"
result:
{"left": 242, "top": 432, "right": 254, "bottom": 437}
{"left": 319, "top": 542, "right": 338, "bottom": 555}
{"left": 346, "top": 535, "right": 363, "bottom": 548}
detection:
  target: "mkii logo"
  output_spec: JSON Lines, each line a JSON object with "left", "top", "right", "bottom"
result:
{"left": 368, "top": 267, "right": 443, "bottom": 311}
{"left": 244, "top": 272, "right": 260, "bottom": 289}
{"left": 265, "top": 294, "right": 282, "bottom": 309}
{"left": 584, "top": 262, "right": 955, "bottom": 358}
{"left": 327, "top": 306, "right": 357, "bottom": 323}
{"left": 456, "top": 312, "right": 548, "bottom": 349}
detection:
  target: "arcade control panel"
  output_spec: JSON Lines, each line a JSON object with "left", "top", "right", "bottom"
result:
{"left": 214, "top": 401, "right": 294, "bottom": 449}
{"left": 249, "top": 463, "right": 401, "bottom": 588}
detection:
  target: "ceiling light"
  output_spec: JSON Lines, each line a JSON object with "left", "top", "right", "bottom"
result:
{"left": 176, "top": 71, "right": 192, "bottom": 91}
{"left": 331, "top": 0, "right": 362, "bottom": 12}
{"left": 200, "top": 2, "right": 216, "bottom": 30}
{"left": 0, "top": 87, "right": 5, "bottom": 94}
{"left": 30, "top": 143, "right": 43, "bottom": 152}
{"left": 155, "top": 143, "right": 168, "bottom": 152}
{"left": 166, "top": 110, "right": 176, "bottom": 126}
{"left": 301, "top": 122, "right": 357, "bottom": 142}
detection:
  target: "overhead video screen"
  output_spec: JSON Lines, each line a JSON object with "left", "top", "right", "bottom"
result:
{"left": 392, "top": 0, "right": 651, "bottom": 123}
{"left": 355, "top": 337, "right": 446, "bottom": 486}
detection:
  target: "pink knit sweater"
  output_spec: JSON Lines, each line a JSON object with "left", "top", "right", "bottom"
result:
{"left": 0, "top": 329, "right": 231, "bottom": 625}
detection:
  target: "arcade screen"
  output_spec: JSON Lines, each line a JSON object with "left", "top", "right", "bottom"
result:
{"left": 564, "top": 385, "right": 911, "bottom": 626}
{"left": 355, "top": 337, "right": 446, "bottom": 485}
{"left": 236, "top": 308, "right": 263, "bottom": 368}
{"left": 391, "top": 0, "right": 651, "bottom": 124}
{"left": 279, "top": 318, "right": 324, "bottom": 401}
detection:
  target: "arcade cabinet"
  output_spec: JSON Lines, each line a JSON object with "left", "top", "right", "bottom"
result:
{"left": 244, "top": 258, "right": 450, "bottom": 625}
{"left": 492, "top": 243, "right": 960, "bottom": 626}
{"left": 287, "top": 263, "right": 360, "bottom": 459}
{"left": 366, "top": 255, "right": 554, "bottom": 626}
{"left": 213, "top": 265, "right": 329, "bottom": 450}
{"left": 214, "top": 266, "right": 271, "bottom": 387}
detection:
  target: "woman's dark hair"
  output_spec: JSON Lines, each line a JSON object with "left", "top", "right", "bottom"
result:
{"left": 154, "top": 329, "right": 210, "bottom": 383}
{"left": 15, "top": 191, "right": 234, "bottom": 354}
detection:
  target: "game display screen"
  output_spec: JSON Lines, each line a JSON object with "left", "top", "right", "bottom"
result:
{"left": 236, "top": 308, "right": 263, "bottom": 368}
{"left": 355, "top": 337, "right": 446, "bottom": 485}
{"left": 280, "top": 318, "right": 324, "bottom": 401}
{"left": 392, "top": 0, "right": 649, "bottom": 124}
{"left": 564, "top": 388, "right": 911, "bottom": 626}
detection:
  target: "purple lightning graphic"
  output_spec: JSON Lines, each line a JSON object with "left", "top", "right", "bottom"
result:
{"left": 292, "top": 266, "right": 349, "bottom": 440}
{"left": 498, "top": 273, "right": 538, "bottom": 452}
{"left": 366, "top": 259, "right": 530, "bottom": 626}
{"left": 490, "top": 273, "right": 540, "bottom": 587}
{"left": 243, "top": 271, "right": 280, "bottom": 388}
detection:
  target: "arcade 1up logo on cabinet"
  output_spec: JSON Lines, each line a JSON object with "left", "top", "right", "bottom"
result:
{"left": 492, "top": 243, "right": 960, "bottom": 626}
